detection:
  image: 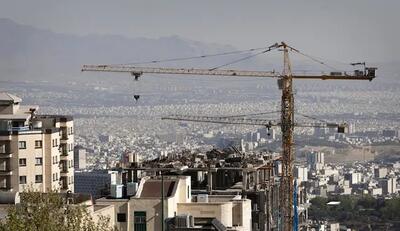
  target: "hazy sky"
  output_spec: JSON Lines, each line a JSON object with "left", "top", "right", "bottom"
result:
{"left": 0, "top": 0, "right": 399, "bottom": 63}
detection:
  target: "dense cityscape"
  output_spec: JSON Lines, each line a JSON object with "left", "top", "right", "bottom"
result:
{"left": 1, "top": 1, "right": 400, "bottom": 231}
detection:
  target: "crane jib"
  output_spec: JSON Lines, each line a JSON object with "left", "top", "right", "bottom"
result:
{"left": 81, "top": 65, "right": 374, "bottom": 81}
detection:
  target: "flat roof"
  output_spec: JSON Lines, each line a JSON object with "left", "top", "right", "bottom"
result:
{"left": 0, "top": 92, "right": 21, "bottom": 103}
{"left": 36, "top": 115, "right": 73, "bottom": 122}
{"left": 0, "top": 105, "right": 38, "bottom": 120}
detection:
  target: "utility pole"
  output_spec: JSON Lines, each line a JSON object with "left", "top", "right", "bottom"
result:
{"left": 161, "top": 171, "right": 165, "bottom": 231}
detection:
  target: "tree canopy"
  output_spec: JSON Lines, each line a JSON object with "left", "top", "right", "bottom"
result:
{"left": 0, "top": 190, "right": 115, "bottom": 231}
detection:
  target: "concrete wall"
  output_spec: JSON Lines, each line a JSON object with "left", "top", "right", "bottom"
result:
{"left": 17, "top": 132, "right": 45, "bottom": 192}
{"left": 177, "top": 202, "right": 233, "bottom": 227}
{"left": 92, "top": 204, "right": 116, "bottom": 230}
{"left": 232, "top": 200, "right": 251, "bottom": 231}
{"left": 129, "top": 198, "right": 162, "bottom": 231}
{"left": 96, "top": 199, "right": 129, "bottom": 231}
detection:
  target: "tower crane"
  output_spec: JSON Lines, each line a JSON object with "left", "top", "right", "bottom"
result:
{"left": 161, "top": 114, "right": 348, "bottom": 132}
{"left": 81, "top": 42, "right": 376, "bottom": 231}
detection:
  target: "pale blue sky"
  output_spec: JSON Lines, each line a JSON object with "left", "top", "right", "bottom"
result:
{"left": 0, "top": 0, "right": 398, "bottom": 62}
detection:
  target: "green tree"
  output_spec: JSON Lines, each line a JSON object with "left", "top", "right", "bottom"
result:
{"left": 380, "top": 197, "right": 400, "bottom": 221}
{"left": 0, "top": 190, "right": 115, "bottom": 231}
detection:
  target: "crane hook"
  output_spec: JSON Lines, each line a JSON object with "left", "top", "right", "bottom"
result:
{"left": 131, "top": 72, "right": 142, "bottom": 81}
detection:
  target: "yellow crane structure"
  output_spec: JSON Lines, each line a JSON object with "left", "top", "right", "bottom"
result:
{"left": 82, "top": 42, "right": 376, "bottom": 231}
{"left": 161, "top": 114, "right": 348, "bottom": 130}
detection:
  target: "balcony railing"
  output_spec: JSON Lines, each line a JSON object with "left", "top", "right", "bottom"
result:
{"left": 0, "top": 185, "right": 12, "bottom": 190}
{"left": 4, "top": 126, "right": 30, "bottom": 132}
{"left": 60, "top": 149, "right": 68, "bottom": 156}
{"left": 0, "top": 169, "right": 13, "bottom": 175}
{"left": 0, "top": 145, "right": 12, "bottom": 157}
{"left": 0, "top": 153, "right": 12, "bottom": 158}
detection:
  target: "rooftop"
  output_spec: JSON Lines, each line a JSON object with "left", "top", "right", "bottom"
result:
{"left": 0, "top": 92, "right": 21, "bottom": 103}
{"left": 0, "top": 105, "right": 38, "bottom": 120}
{"left": 139, "top": 180, "right": 176, "bottom": 198}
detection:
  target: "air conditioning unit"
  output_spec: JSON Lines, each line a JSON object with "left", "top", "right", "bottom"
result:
{"left": 127, "top": 182, "right": 138, "bottom": 196}
{"left": 110, "top": 184, "right": 124, "bottom": 198}
{"left": 175, "top": 214, "right": 194, "bottom": 228}
{"left": 197, "top": 194, "right": 209, "bottom": 203}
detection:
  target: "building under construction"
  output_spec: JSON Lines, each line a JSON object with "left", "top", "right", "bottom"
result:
{"left": 113, "top": 148, "right": 308, "bottom": 231}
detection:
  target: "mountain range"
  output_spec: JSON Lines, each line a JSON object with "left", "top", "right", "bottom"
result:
{"left": 0, "top": 18, "right": 263, "bottom": 82}
{"left": 0, "top": 18, "right": 397, "bottom": 84}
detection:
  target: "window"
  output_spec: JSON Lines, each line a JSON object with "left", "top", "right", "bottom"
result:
{"left": 35, "top": 157, "right": 43, "bottom": 166}
{"left": 53, "top": 173, "right": 58, "bottom": 182}
{"left": 18, "top": 141, "right": 26, "bottom": 149}
{"left": 134, "top": 211, "right": 146, "bottom": 231}
{"left": 52, "top": 139, "right": 58, "bottom": 147}
{"left": 35, "top": 140, "right": 42, "bottom": 148}
{"left": 53, "top": 156, "right": 58, "bottom": 164}
{"left": 19, "top": 158, "right": 26, "bottom": 166}
{"left": 0, "top": 144, "right": 6, "bottom": 154}
{"left": 19, "top": 176, "right": 27, "bottom": 184}
{"left": 67, "top": 143, "right": 73, "bottom": 152}
{"left": 35, "top": 175, "right": 42, "bottom": 183}
{"left": 117, "top": 213, "right": 127, "bottom": 222}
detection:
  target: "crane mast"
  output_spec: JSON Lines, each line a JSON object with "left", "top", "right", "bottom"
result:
{"left": 280, "top": 43, "right": 295, "bottom": 231}
{"left": 82, "top": 42, "right": 376, "bottom": 231}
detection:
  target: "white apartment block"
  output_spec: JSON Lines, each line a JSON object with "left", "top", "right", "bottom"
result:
{"left": 0, "top": 92, "right": 74, "bottom": 193}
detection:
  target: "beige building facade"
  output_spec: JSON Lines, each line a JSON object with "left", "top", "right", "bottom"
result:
{"left": 0, "top": 92, "right": 74, "bottom": 193}
{"left": 96, "top": 175, "right": 252, "bottom": 231}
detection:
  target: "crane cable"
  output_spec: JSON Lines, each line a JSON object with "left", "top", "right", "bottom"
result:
{"left": 217, "top": 110, "right": 281, "bottom": 118}
{"left": 289, "top": 48, "right": 343, "bottom": 72}
{"left": 116, "top": 46, "right": 275, "bottom": 66}
{"left": 208, "top": 43, "right": 280, "bottom": 71}
{"left": 296, "top": 112, "right": 329, "bottom": 124}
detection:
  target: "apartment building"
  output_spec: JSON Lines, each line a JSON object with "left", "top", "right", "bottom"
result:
{"left": 0, "top": 92, "right": 74, "bottom": 193}
{"left": 96, "top": 175, "right": 252, "bottom": 231}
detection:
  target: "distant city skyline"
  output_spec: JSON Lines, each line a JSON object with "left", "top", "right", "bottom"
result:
{"left": 0, "top": 0, "right": 399, "bottom": 63}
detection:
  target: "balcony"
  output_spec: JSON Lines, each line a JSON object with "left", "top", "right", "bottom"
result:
{"left": 0, "top": 122, "right": 30, "bottom": 132}
{"left": 61, "top": 135, "right": 68, "bottom": 141}
{"left": 60, "top": 150, "right": 68, "bottom": 156}
{"left": 59, "top": 145, "right": 68, "bottom": 156}
{"left": 0, "top": 153, "right": 12, "bottom": 158}
{"left": 0, "top": 176, "right": 11, "bottom": 191}
{"left": 0, "top": 159, "right": 11, "bottom": 175}
{"left": 60, "top": 128, "right": 68, "bottom": 141}
{"left": 60, "top": 161, "right": 68, "bottom": 173}
{"left": 0, "top": 169, "right": 13, "bottom": 175}
{"left": 0, "top": 143, "right": 12, "bottom": 158}
{"left": 0, "top": 185, "right": 12, "bottom": 191}
{"left": 60, "top": 176, "right": 68, "bottom": 190}
{"left": 8, "top": 126, "right": 30, "bottom": 132}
